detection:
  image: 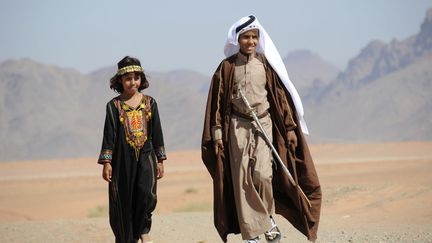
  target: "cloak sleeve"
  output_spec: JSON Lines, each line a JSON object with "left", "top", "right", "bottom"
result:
{"left": 201, "top": 60, "right": 241, "bottom": 241}
{"left": 149, "top": 98, "right": 167, "bottom": 161}
{"left": 98, "top": 101, "right": 117, "bottom": 164}
{"left": 210, "top": 63, "right": 225, "bottom": 141}
{"left": 202, "top": 62, "right": 224, "bottom": 176}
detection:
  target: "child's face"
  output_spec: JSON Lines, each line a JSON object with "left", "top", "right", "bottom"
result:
{"left": 238, "top": 29, "right": 259, "bottom": 55}
{"left": 120, "top": 72, "right": 141, "bottom": 95}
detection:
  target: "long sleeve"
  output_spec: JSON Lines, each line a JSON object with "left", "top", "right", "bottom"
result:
{"left": 97, "top": 101, "right": 117, "bottom": 164}
{"left": 210, "top": 63, "right": 225, "bottom": 141}
{"left": 150, "top": 98, "right": 167, "bottom": 161}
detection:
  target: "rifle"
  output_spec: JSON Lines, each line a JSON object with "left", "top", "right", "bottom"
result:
{"left": 238, "top": 89, "right": 311, "bottom": 208}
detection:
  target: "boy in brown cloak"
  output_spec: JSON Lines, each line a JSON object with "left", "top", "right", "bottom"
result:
{"left": 201, "top": 15, "right": 322, "bottom": 242}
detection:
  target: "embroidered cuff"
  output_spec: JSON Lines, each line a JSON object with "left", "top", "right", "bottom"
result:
{"left": 212, "top": 126, "right": 222, "bottom": 141}
{"left": 98, "top": 149, "right": 113, "bottom": 164}
{"left": 155, "top": 146, "right": 167, "bottom": 161}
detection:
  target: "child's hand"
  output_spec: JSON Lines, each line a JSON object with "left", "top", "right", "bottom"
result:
{"left": 214, "top": 139, "right": 224, "bottom": 155}
{"left": 157, "top": 162, "right": 164, "bottom": 179}
{"left": 288, "top": 130, "right": 298, "bottom": 148}
{"left": 102, "top": 163, "right": 112, "bottom": 182}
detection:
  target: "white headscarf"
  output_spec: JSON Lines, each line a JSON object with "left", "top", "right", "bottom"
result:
{"left": 224, "top": 15, "right": 309, "bottom": 135}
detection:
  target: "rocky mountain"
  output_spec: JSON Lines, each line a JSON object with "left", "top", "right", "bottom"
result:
{"left": 306, "top": 54, "right": 432, "bottom": 142}
{"left": 283, "top": 50, "right": 339, "bottom": 96}
{"left": 1, "top": 8, "right": 431, "bottom": 162}
{"left": 305, "top": 8, "right": 432, "bottom": 143}
{"left": 336, "top": 9, "right": 432, "bottom": 89}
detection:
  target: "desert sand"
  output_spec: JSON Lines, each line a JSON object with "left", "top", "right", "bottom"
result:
{"left": 1, "top": 142, "right": 432, "bottom": 242}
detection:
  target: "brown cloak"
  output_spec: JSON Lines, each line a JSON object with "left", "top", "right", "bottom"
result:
{"left": 201, "top": 53, "right": 322, "bottom": 242}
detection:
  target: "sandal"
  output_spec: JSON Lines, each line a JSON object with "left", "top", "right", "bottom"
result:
{"left": 264, "top": 218, "right": 281, "bottom": 243}
{"left": 245, "top": 236, "right": 260, "bottom": 243}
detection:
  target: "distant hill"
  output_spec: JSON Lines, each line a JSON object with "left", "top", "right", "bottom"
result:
{"left": 0, "top": 8, "right": 431, "bottom": 162}
{"left": 0, "top": 60, "right": 209, "bottom": 161}
{"left": 307, "top": 54, "right": 432, "bottom": 142}
{"left": 283, "top": 49, "right": 340, "bottom": 96}
{"left": 0, "top": 59, "right": 95, "bottom": 161}
{"left": 305, "top": 8, "right": 432, "bottom": 143}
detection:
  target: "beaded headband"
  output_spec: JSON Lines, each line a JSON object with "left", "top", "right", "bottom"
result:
{"left": 117, "top": 65, "right": 144, "bottom": 76}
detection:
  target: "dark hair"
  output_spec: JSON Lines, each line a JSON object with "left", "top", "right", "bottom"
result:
{"left": 109, "top": 56, "right": 149, "bottom": 93}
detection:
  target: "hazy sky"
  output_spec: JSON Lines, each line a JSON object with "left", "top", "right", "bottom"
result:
{"left": 0, "top": 0, "right": 431, "bottom": 75}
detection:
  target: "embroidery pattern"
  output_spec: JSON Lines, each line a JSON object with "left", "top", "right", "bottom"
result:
{"left": 98, "top": 149, "right": 113, "bottom": 164}
{"left": 154, "top": 147, "right": 167, "bottom": 160}
{"left": 116, "top": 96, "right": 152, "bottom": 160}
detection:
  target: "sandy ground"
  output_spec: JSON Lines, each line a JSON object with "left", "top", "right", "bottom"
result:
{"left": 0, "top": 142, "right": 432, "bottom": 242}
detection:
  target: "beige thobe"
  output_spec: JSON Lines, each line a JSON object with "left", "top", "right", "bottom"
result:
{"left": 215, "top": 52, "right": 275, "bottom": 240}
